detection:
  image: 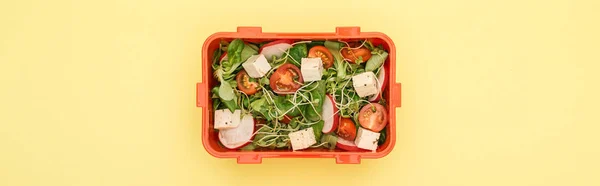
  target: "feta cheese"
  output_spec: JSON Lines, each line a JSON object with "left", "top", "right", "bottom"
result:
{"left": 354, "top": 127, "right": 380, "bottom": 151}
{"left": 300, "top": 58, "right": 323, "bottom": 81}
{"left": 242, "top": 54, "right": 271, "bottom": 78}
{"left": 213, "top": 109, "right": 241, "bottom": 129}
{"left": 288, "top": 128, "right": 317, "bottom": 151}
{"left": 352, "top": 72, "right": 378, "bottom": 97}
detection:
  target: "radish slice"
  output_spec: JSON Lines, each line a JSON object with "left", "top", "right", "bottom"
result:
{"left": 321, "top": 95, "right": 339, "bottom": 134}
{"left": 218, "top": 114, "right": 255, "bottom": 149}
{"left": 219, "top": 53, "right": 228, "bottom": 63}
{"left": 336, "top": 138, "right": 367, "bottom": 151}
{"left": 259, "top": 40, "right": 293, "bottom": 60}
{"left": 369, "top": 66, "right": 387, "bottom": 102}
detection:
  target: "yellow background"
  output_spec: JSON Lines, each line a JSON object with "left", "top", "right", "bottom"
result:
{"left": 1, "top": 0, "right": 599, "bottom": 185}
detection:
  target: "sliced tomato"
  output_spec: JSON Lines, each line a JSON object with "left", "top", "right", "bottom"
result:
{"left": 336, "top": 118, "right": 357, "bottom": 141}
{"left": 236, "top": 70, "right": 259, "bottom": 95}
{"left": 341, "top": 47, "right": 372, "bottom": 64}
{"left": 358, "top": 103, "right": 388, "bottom": 132}
{"left": 308, "top": 46, "right": 334, "bottom": 69}
{"left": 269, "top": 63, "right": 304, "bottom": 94}
{"left": 280, "top": 114, "right": 293, "bottom": 124}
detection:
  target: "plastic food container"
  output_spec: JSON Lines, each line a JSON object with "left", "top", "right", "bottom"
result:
{"left": 196, "top": 27, "right": 401, "bottom": 164}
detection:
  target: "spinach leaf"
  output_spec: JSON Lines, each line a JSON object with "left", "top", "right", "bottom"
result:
{"left": 306, "top": 40, "right": 325, "bottom": 49}
{"left": 288, "top": 43, "right": 307, "bottom": 66}
{"left": 311, "top": 120, "right": 324, "bottom": 141}
{"left": 212, "top": 98, "right": 221, "bottom": 110}
{"left": 250, "top": 97, "right": 273, "bottom": 121}
{"left": 212, "top": 86, "right": 237, "bottom": 111}
{"left": 241, "top": 44, "right": 258, "bottom": 63}
{"left": 221, "top": 96, "right": 237, "bottom": 112}
{"left": 226, "top": 39, "right": 245, "bottom": 67}
{"left": 274, "top": 96, "right": 301, "bottom": 117}
{"left": 289, "top": 117, "right": 299, "bottom": 129}
{"left": 378, "top": 127, "right": 387, "bottom": 145}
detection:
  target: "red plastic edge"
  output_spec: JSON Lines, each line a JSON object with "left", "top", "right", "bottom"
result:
{"left": 201, "top": 26, "right": 399, "bottom": 164}
{"left": 196, "top": 82, "right": 207, "bottom": 108}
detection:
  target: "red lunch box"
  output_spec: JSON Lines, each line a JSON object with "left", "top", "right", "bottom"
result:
{"left": 196, "top": 26, "right": 401, "bottom": 164}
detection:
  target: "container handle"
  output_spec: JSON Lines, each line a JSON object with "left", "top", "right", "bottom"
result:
{"left": 237, "top": 155, "right": 262, "bottom": 164}
{"left": 237, "top": 27, "right": 262, "bottom": 34}
{"left": 196, "top": 82, "right": 207, "bottom": 108}
{"left": 390, "top": 82, "right": 401, "bottom": 108}
{"left": 335, "top": 27, "right": 361, "bottom": 36}
{"left": 335, "top": 155, "right": 361, "bottom": 164}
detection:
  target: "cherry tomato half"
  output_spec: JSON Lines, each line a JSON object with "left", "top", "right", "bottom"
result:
{"left": 236, "top": 70, "right": 259, "bottom": 95}
{"left": 280, "top": 114, "right": 292, "bottom": 124}
{"left": 308, "top": 46, "right": 334, "bottom": 69}
{"left": 336, "top": 118, "right": 357, "bottom": 141}
{"left": 341, "top": 47, "right": 372, "bottom": 64}
{"left": 358, "top": 103, "right": 388, "bottom": 132}
{"left": 269, "top": 63, "right": 304, "bottom": 94}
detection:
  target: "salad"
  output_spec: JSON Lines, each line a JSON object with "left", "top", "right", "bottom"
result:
{"left": 211, "top": 38, "right": 389, "bottom": 151}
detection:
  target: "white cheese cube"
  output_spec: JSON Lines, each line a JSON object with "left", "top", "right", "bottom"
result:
{"left": 242, "top": 54, "right": 271, "bottom": 78}
{"left": 300, "top": 58, "right": 323, "bottom": 82}
{"left": 213, "top": 109, "right": 241, "bottom": 129}
{"left": 352, "top": 72, "right": 378, "bottom": 97}
{"left": 354, "top": 127, "right": 380, "bottom": 151}
{"left": 288, "top": 128, "right": 317, "bottom": 151}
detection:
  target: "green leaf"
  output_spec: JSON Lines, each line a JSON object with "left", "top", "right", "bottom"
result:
{"left": 364, "top": 40, "right": 375, "bottom": 51}
{"left": 304, "top": 81, "right": 326, "bottom": 121}
{"left": 378, "top": 127, "right": 387, "bottom": 145}
{"left": 260, "top": 76, "right": 270, "bottom": 86}
{"left": 211, "top": 47, "right": 222, "bottom": 70}
{"left": 311, "top": 120, "right": 324, "bottom": 141}
{"left": 222, "top": 98, "right": 237, "bottom": 112}
{"left": 365, "top": 49, "right": 388, "bottom": 72}
{"left": 321, "top": 134, "right": 338, "bottom": 150}
{"left": 212, "top": 85, "right": 236, "bottom": 111}
{"left": 289, "top": 117, "right": 299, "bottom": 129}
{"left": 246, "top": 43, "right": 259, "bottom": 52}
{"left": 288, "top": 43, "right": 307, "bottom": 66}
{"left": 240, "top": 143, "right": 256, "bottom": 151}
{"left": 218, "top": 82, "right": 235, "bottom": 101}
{"left": 241, "top": 44, "right": 258, "bottom": 62}
{"left": 276, "top": 141, "right": 288, "bottom": 148}
{"left": 306, "top": 40, "right": 325, "bottom": 48}
{"left": 250, "top": 97, "right": 273, "bottom": 121}
{"left": 212, "top": 98, "right": 221, "bottom": 110}
{"left": 226, "top": 39, "right": 245, "bottom": 68}
{"left": 325, "top": 41, "right": 346, "bottom": 79}
{"left": 355, "top": 56, "right": 364, "bottom": 64}
{"left": 274, "top": 96, "right": 301, "bottom": 117}
{"left": 211, "top": 87, "right": 220, "bottom": 99}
